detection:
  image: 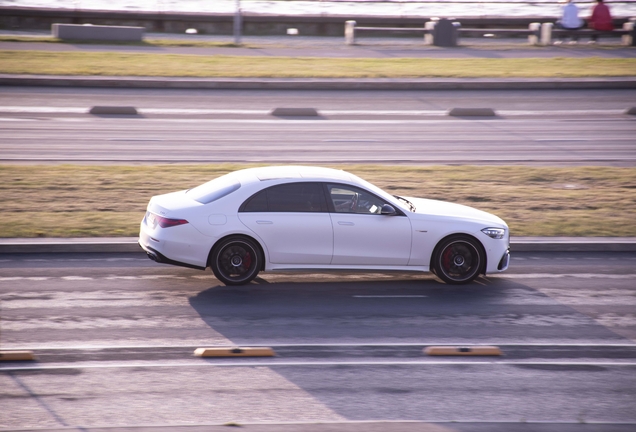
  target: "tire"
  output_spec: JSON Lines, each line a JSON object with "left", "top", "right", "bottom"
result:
{"left": 432, "top": 235, "right": 484, "bottom": 285}
{"left": 210, "top": 236, "right": 261, "bottom": 286}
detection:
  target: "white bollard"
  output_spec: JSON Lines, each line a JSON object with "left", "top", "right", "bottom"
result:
{"left": 528, "top": 22, "right": 541, "bottom": 45}
{"left": 540, "top": 22, "right": 553, "bottom": 46}
{"left": 424, "top": 21, "right": 436, "bottom": 44}
{"left": 622, "top": 22, "right": 634, "bottom": 46}
{"left": 345, "top": 20, "right": 356, "bottom": 45}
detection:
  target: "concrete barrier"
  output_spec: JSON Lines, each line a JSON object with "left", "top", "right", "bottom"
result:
{"left": 540, "top": 22, "right": 553, "bottom": 46}
{"left": 89, "top": 106, "right": 139, "bottom": 115}
{"left": 194, "top": 347, "right": 275, "bottom": 357}
{"left": 344, "top": 20, "right": 431, "bottom": 45}
{"left": 0, "top": 351, "right": 36, "bottom": 361}
{"left": 424, "top": 346, "right": 503, "bottom": 356}
{"left": 271, "top": 107, "right": 319, "bottom": 117}
{"left": 52, "top": 23, "right": 144, "bottom": 42}
{"left": 528, "top": 22, "right": 541, "bottom": 45}
{"left": 622, "top": 22, "right": 635, "bottom": 45}
{"left": 448, "top": 107, "right": 496, "bottom": 117}
{"left": 345, "top": 20, "right": 356, "bottom": 45}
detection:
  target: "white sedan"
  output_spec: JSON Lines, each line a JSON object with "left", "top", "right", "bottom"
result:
{"left": 139, "top": 166, "right": 510, "bottom": 285}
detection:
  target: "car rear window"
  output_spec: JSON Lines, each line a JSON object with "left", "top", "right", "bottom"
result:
{"left": 186, "top": 176, "right": 241, "bottom": 204}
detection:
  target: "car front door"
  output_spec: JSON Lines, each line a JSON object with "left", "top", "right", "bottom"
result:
{"left": 238, "top": 182, "right": 333, "bottom": 265}
{"left": 326, "top": 183, "right": 412, "bottom": 266}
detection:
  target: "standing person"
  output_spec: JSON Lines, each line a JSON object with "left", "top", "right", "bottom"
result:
{"left": 588, "top": 0, "right": 614, "bottom": 43}
{"left": 556, "top": 0, "right": 584, "bottom": 44}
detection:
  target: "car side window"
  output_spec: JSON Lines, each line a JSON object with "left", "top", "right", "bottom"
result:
{"left": 240, "top": 182, "right": 327, "bottom": 213}
{"left": 241, "top": 189, "right": 268, "bottom": 212}
{"left": 326, "top": 184, "right": 388, "bottom": 215}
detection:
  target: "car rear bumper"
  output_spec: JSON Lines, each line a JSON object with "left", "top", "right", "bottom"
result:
{"left": 139, "top": 242, "right": 206, "bottom": 270}
{"left": 139, "top": 218, "right": 210, "bottom": 269}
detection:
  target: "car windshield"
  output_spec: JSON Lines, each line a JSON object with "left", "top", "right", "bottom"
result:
{"left": 346, "top": 173, "right": 412, "bottom": 212}
{"left": 394, "top": 195, "right": 416, "bottom": 212}
{"left": 186, "top": 175, "right": 241, "bottom": 204}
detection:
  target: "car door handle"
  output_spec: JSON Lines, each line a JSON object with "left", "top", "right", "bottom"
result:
{"left": 256, "top": 220, "right": 273, "bottom": 224}
{"left": 337, "top": 221, "right": 354, "bottom": 226}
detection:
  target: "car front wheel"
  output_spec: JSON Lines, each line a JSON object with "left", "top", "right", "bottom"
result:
{"left": 433, "top": 235, "right": 484, "bottom": 284}
{"left": 210, "top": 236, "right": 261, "bottom": 286}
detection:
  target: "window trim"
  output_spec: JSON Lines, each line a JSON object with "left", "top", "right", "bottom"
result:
{"left": 323, "top": 183, "right": 406, "bottom": 216}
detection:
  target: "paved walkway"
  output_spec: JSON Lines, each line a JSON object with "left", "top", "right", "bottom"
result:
{"left": 1, "top": 30, "right": 635, "bottom": 59}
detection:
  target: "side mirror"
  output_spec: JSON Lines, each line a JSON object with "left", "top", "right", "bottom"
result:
{"left": 380, "top": 204, "right": 397, "bottom": 216}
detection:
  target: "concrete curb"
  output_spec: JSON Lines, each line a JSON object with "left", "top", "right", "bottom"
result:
{"left": 1, "top": 75, "right": 636, "bottom": 90}
{"left": 1, "top": 237, "right": 635, "bottom": 254}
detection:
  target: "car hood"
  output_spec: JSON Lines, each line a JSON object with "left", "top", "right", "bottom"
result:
{"left": 404, "top": 197, "right": 507, "bottom": 227}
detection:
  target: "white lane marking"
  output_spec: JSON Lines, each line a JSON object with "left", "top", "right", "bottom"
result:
{"left": 323, "top": 139, "right": 380, "bottom": 142}
{"left": 2, "top": 273, "right": 635, "bottom": 282}
{"left": 5, "top": 342, "right": 636, "bottom": 351}
{"left": 492, "top": 274, "right": 636, "bottom": 279}
{"left": 323, "top": 110, "right": 445, "bottom": 116}
{"left": 0, "top": 107, "right": 87, "bottom": 114}
{"left": 2, "top": 359, "right": 636, "bottom": 372}
{"left": 103, "top": 275, "right": 186, "bottom": 280}
{"left": 141, "top": 108, "right": 268, "bottom": 115}
{"left": 3, "top": 316, "right": 213, "bottom": 331}
{"left": 534, "top": 139, "right": 594, "bottom": 142}
{"left": 1, "top": 273, "right": 635, "bottom": 283}
{"left": 354, "top": 295, "right": 427, "bottom": 298}
{"left": 107, "top": 138, "right": 165, "bottom": 142}
{"left": 0, "top": 277, "right": 50, "bottom": 281}
{"left": 0, "top": 107, "right": 626, "bottom": 116}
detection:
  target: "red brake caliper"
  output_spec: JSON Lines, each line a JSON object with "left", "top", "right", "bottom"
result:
{"left": 243, "top": 252, "right": 252, "bottom": 270}
{"left": 442, "top": 247, "right": 453, "bottom": 270}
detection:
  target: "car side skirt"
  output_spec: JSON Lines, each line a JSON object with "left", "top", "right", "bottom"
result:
{"left": 264, "top": 264, "right": 430, "bottom": 273}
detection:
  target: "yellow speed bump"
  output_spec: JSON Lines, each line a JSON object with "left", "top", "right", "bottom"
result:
{"left": 194, "top": 347, "right": 275, "bottom": 358}
{"left": 424, "top": 346, "right": 502, "bottom": 356}
{"left": 0, "top": 350, "right": 36, "bottom": 361}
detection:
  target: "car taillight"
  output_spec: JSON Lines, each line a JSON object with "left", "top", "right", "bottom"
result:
{"left": 156, "top": 216, "right": 189, "bottom": 228}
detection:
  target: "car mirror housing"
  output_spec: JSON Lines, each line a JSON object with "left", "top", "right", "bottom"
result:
{"left": 381, "top": 204, "right": 397, "bottom": 216}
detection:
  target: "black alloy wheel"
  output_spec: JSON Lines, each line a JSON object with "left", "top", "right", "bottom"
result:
{"left": 433, "top": 235, "right": 484, "bottom": 284}
{"left": 210, "top": 236, "right": 261, "bottom": 286}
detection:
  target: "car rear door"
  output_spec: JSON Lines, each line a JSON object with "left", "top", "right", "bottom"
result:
{"left": 238, "top": 182, "right": 333, "bottom": 265}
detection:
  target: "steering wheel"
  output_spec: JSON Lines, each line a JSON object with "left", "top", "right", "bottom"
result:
{"left": 349, "top": 193, "right": 359, "bottom": 212}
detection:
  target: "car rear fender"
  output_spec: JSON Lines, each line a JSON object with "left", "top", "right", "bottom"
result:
{"left": 207, "top": 233, "right": 268, "bottom": 271}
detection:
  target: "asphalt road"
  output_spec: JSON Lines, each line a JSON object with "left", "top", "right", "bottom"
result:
{"left": 1, "top": 251, "right": 635, "bottom": 431}
{"left": 1, "top": 87, "right": 635, "bottom": 165}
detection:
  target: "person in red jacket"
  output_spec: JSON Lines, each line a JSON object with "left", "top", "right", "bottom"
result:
{"left": 588, "top": 0, "right": 614, "bottom": 42}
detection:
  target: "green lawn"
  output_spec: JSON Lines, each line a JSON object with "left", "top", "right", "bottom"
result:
{"left": 1, "top": 50, "right": 635, "bottom": 78}
{"left": 1, "top": 164, "right": 635, "bottom": 238}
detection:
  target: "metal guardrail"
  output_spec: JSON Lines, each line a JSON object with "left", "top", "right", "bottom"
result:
{"left": 345, "top": 19, "right": 636, "bottom": 46}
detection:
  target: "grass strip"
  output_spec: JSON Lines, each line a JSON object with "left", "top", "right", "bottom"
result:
{"left": 1, "top": 164, "right": 635, "bottom": 238}
{"left": 1, "top": 50, "right": 635, "bottom": 78}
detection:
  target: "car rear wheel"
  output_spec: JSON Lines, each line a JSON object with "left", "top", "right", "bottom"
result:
{"left": 210, "top": 236, "right": 261, "bottom": 286}
{"left": 432, "top": 235, "right": 484, "bottom": 284}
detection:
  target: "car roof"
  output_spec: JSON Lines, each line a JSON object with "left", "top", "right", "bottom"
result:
{"left": 230, "top": 166, "right": 357, "bottom": 185}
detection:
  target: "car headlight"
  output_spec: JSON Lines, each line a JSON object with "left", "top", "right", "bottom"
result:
{"left": 481, "top": 227, "right": 506, "bottom": 239}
